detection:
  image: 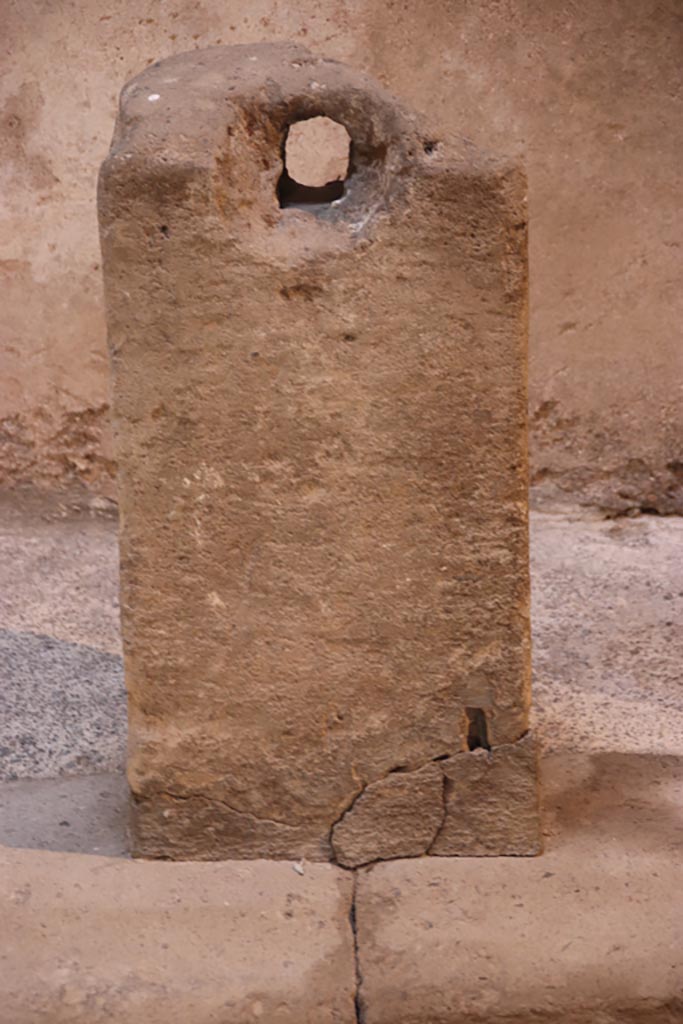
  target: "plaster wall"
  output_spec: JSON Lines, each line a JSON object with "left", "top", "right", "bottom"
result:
{"left": 1, "top": 0, "right": 681, "bottom": 511}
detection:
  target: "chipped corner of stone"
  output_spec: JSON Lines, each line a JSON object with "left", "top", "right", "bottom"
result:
{"left": 331, "top": 731, "right": 541, "bottom": 869}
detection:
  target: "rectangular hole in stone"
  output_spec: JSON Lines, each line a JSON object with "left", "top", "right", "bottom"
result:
{"left": 465, "top": 707, "right": 491, "bottom": 751}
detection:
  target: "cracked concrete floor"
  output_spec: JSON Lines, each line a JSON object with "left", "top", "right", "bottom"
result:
{"left": 0, "top": 491, "right": 681, "bottom": 1023}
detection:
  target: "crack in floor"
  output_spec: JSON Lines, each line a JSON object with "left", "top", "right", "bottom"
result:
{"left": 349, "top": 870, "right": 365, "bottom": 1024}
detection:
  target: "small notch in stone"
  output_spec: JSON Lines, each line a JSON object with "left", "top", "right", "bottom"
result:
{"left": 465, "top": 707, "right": 491, "bottom": 751}
{"left": 159, "top": 224, "right": 170, "bottom": 238}
{"left": 423, "top": 139, "right": 439, "bottom": 155}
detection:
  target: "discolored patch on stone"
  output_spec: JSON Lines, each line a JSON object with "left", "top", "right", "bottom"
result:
{"left": 331, "top": 763, "right": 444, "bottom": 868}
{"left": 431, "top": 731, "right": 541, "bottom": 856}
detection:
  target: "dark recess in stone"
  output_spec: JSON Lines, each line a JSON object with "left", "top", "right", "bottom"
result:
{"left": 466, "top": 707, "right": 491, "bottom": 751}
{"left": 278, "top": 170, "right": 344, "bottom": 208}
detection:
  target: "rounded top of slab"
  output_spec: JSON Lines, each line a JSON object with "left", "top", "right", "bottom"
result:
{"left": 101, "top": 44, "right": 523, "bottom": 264}
{"left": 101, "top": 44, "right": 434, "bottom": 255}
{"left": 120, "top": 45, "right": 415, "bottom": 126}
{"left": 113, "top": 44, "right": 418, "bottom": 150}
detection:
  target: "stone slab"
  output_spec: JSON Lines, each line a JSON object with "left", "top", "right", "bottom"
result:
{"left": 355, "top": 751, "right": 683, "bottom": 1024}
{"left": 1, "top": 496, "right": 682, "bottom": 1021}
{"left": 331, "top": 733, "right": 541, "bottom": 868}
{"left": 99, "top": 42, "right": 534, "bottom": 860}
{"left": 0, "top": 848, "right": 356, "bottom": 1024}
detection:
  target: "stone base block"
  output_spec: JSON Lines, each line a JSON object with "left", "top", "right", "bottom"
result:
{"left": 131, "top": 732, "right": 540, "bottom": 865}
{"left": 0, "top": 848, "right": 356, "bottom": 1024}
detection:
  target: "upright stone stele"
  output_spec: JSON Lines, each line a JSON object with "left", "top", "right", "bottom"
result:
{"left": 99, "top": 43, "right": 540, "bottom": 863}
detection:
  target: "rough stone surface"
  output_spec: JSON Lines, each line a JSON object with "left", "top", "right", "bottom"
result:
{"left": 1, "top": 495, "right": 682, "bottom": 1021}
{"left": 0, "top": 848, "right": 356, "bottom": 1024}
{"left": 332, "top": 733, "right": 541, "bottom": 867}
{"left": 432, "top": 731, "right": 541, "bottom": 856}
{"left": 332, "top": 762, "right": 444, "bottom": 868}
{"left": 355, "top": 751, "right": 683, "bottom": 1024}
{"left": 99, "top": 43, "right": 534, "bottom": 860}
{"left": 2, "top": 498, "right": 682, "bottom": 803}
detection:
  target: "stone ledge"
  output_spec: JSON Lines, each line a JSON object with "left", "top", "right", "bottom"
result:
{"left": 0, "top": 849, "right": 356, "bottom": 1024}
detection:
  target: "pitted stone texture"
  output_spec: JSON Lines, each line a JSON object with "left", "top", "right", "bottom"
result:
{"left": 332, "top": 762, "right": 444, "bottom": 868}
{"left": 332, "top": 733, "right": 541, "bottom": 867}
{"left": 132, "top": 791, "right": 333, "bottom": 862}
{"left": 0, "top": 848, "right": 356, "bottom": 1024}
{"left": 432, "top": 731, "right": 541, "bottom": 856}
{"left": 99, "top": 43, "right": 535, "bottom": 860}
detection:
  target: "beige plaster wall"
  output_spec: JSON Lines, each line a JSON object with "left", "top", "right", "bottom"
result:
{"left": 1, "top": 0, "right": 681, "bottom": 511}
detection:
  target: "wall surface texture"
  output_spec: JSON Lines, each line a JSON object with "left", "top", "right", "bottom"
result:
{"left": 1, "top": 0, "right": 682, "bottom": 511}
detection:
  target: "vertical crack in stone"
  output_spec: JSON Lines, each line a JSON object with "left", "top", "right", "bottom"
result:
{"left": 330, "top": 780, "right": 367, "bottom": 837}
{"left": 350, "top": 871, "right": 365, "bottom": 1024}
{"left": 426, "top": 770, "right": 451, "bottom": 855}
{"left": 331, "top": 759, "right": 447, "bottom": 867}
